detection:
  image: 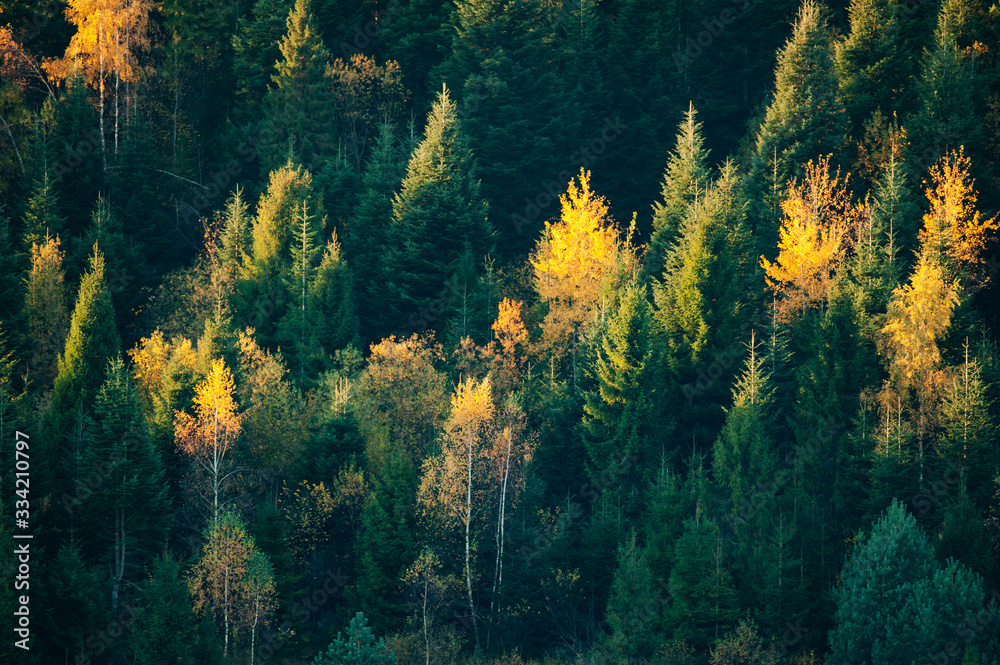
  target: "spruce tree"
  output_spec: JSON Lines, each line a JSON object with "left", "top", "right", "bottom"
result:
{"left": 435, "top": 0, "right": 580, "bottom": 256}
{"left": 906, "top": 9, "right": 982, "bottom": 172}
{"left": 260, "top": 0, "right": 334, "bottom": 174}
{"left": 583, "top": 280, "right": 664, "bottom": 502}
{"left": 233, "top": 0, "right": 296, "bottom": 124}
{"left": 666, "top": 516, "right": 738, "bottom": 650}
{"left": 78, "top": 356, "right": 171, "bottom": 618}
{"left": 131, "top": 555, "right": 200, "bottom": 665}
{"left": 381, "top": 85, "right": 492, "bottom": 334}
{"left": 829, "top": 500, "right": 986, "bottom": 665}
{"left": 748, "top": 0, "right": 847, "bottom": 240}
{"left": 21, "top": 170, "right": 66, "bottom": 251}
{"left": 836, "top": 0, "right": 912, "bottom": 135}
{"left": 49, "top": 247, "right": 120, "bottom": 439}
{"left": 603, "top": 533, "right": 660, "bottom": 664}
{"left": 644, "top": 102, "right": 713, "bottom": 279}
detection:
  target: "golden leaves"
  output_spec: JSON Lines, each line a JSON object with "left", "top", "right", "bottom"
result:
{"left": 880, "top": 254, "right": 958, "bottom": 391}
{"left": 760, "top": 157, "right": 865, "bottom": 319}
{"left": 920, "top": 147, "right": 998, "bottom": 286}
{"left": 532, "top": 169, "right": 634, "bottom": 352}
{"left": 174, "top": 358, "right": 241, "bottom": 460}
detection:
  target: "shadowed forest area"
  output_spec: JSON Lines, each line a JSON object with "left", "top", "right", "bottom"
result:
{"left": 2, "top": 0, "right": 1000, "bottom": 663}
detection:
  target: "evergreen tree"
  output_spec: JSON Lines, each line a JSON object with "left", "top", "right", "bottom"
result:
{"left": 435, "top": 0, "right": 581, "bottom": 256}
{"left": 260, "top": 0, "right": 335, "bottom": 174}
{"left": 603, "top": 533, "right": 660, "bottom": 664}
{"left": 22, "top": 233, "right": 69, "bottom": 385}
{"left": 314, "top": 612, "right": 398, "bottom": 665}
{"left": 21, "top": 169, "right": 66, "bottom": 251}
{"left": 645, "top": 102, "right": 712, "bottom": 279}
{"left": 48, "top": 247, "right": 120, "bottom": 439}
{"left": 583, "top": 280, "right": 664, "bottom": 503}
{"left": 836, "top": 0, "right": 913, "bottom": 135}
{"left": 233, "top": 0, "right": 296, "bottom": 123}
{"left": 78, "top": 356, "right": 171, "bottom": 618}
{"left": 828, "top": 500, "right": 986, "bottom": 665}
{"left": 381, "top": 86, "right": 492, "bottom": 334}
{"left": 748, "top": 0, "right": 847, "bottom": 240}
{"left": 666, "top": 516, "right": 738, "bottom": 650}
{"left": 49, "top": 69, "right": 103, "bottom": 236}
{"left": 906, "top": 4, "right": 983, "bottom": 172}
{"left": 131, "top": 554, "right": 200, "bottom": 665}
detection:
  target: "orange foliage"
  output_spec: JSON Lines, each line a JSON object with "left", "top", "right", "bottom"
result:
{"left": 919, "top": 147, "right": 998, "bottom": 286}
{"left": 532, "top": 169, "right": 635, "bottom": 353}
{"left": 760, "top": 157, "right": 865, "bottom": 319}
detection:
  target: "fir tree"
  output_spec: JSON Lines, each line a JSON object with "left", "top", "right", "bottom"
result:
{"left": 603, "top": 533, "right": 661, "bottom": 664}
{"left": 21, "top": 169, "right": 66, "bottom": 251}
{"left": 381, "top": 85, "right": 492, "bottom": 334}
{"left": 315, "top": 612, "right": 398, "bottom": 665}
{"left": 666, "top": 516, "right": 738, "bottom": 650}
{"left": 260, "top": 0, "right": 334, "bottom": 174}
{"left": 748, "top": 0, "right": 847, "bottom": 240}
{"left": 49, "top": 247, "right": 120, "bottom": 439}
{"left": 829, "top": 500, "right": 986, "bottom": 665}
{"left": 645, "top": 102, "right": 712, "bottom": 279}
{"left": 906, "top": 9, "right": 982, "bottom": 172}
{"left": 131, "top": 554, "right": 200, "bottom": 665}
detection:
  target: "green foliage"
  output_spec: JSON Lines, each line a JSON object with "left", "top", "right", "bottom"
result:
{"left": 315, "top": 612, "right": 398, "bottom": 665}
{"left": 749, "top": 0, "right": 847, "bottom": 238}
{"left": 381, "top": 85, "right": 492, "bottom": 334}
{"left": 49, "top": 248, "right": 120, "bottom": 438}
{"left": 829, "top": 499, "right": 986, "bottom": 665}
{"left": 131, "top": 554, "right": 200, "bottom": 665}
{"left": 645, "top": 103, "right": 713, "bottom": 278}
{"left": 602, "top": 533, "right": 660, "bottom": 664}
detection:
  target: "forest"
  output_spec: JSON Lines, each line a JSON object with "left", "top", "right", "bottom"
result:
{"left": 1, "top": 0, "right": 1000, "bottom": 663}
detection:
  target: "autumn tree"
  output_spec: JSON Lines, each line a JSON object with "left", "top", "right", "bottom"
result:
{"left": 918, "top": 148, "right": 998, "bottom": 287}
{"left": 760, "top": 157, "right": 863, "bottom": 320}
{"left": 532, "top": 169, "right": 635, "bottom": 388}
{"left": 189, "top": 511, "right": 274, "bottom": 659}
{"left": 175, "top": 358, "right": 243, "bottom": 527}
{"left": 490, "top": 298, "right": 528, "bottom": 394}
{"left": 50, "top": 0, "right": 155, "bottom": 169}
{"left": 327, "top": 53, "right": 407, "bottom": 173}
{"left": 880, "top": 253, "right": 959, "bottom": 487}
{"left": 418, "top": 376, "right": 494, "bottom": 648}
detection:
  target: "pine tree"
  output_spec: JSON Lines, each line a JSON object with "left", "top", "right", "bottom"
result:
{"left": 748, "top": 0, "right": 847, "bottom": 240}
{"left": 382, "top": 85, "right": 492, "bottom": 335}
{"left": 829, "top": 500, "right": 986, "bottom": 665}
{"left": 49, "top": 247, "right": 120, "bottom": 439}
{"left": 260, "top": 0, "right": 334, "bottom": 174}
{"left": 219, "top": 186, "right": 253, "bottom": 286}
{"left": 645, "top": 102, "right": 712, "bottom": 278}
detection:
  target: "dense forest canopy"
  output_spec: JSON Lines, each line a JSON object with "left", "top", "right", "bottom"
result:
{"left": 1, "top": 0, "right": 1000, "bottom": 664}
